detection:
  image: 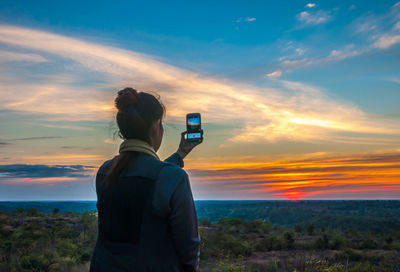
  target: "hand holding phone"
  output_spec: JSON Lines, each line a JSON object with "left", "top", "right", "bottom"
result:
{"left": 176, "top": 113, "right": 204, "bottom": 159}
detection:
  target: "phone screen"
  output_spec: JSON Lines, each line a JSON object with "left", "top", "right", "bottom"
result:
{"left": 187, "top": 114, "right": 202, "bottom": 141}
{"left": 187, "top": 132, "right": 201, "bottom": 140}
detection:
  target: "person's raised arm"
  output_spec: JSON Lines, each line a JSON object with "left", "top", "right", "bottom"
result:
{"left": 168, "top": 171, "right": 200, "bottom": 272}
{"left": 164, "top": 130, "right": 203, "bottom": 168}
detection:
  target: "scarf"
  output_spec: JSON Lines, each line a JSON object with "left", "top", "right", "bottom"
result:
{"left": 119, "top": 138, "right": 160, "bottom": 160}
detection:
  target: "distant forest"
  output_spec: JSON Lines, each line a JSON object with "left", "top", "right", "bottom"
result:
{"left": 0, "top": 200, "right": 399, "bottom": 271}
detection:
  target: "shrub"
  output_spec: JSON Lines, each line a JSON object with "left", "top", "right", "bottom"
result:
{"left": 336, "top": 248, "right": 362, "bottom": 262}
{"left": 294, "top": 224, "right": 303, "bottom": 233}
{"left": 248, "top": 219, "right": 271, "bottom": 234}
{"left": 283, "top": 231, "right": 295, "bottom": 250}
{"left": 27, "top": 208, "right": 41, "bottom": 217}
{"left": 199, "top": 217, "right": 212, "bottom": 227}
{"left": 330, "top": 234, "right": 343, "bottom": 250}
{"left": 307, "top": 224, "right": 314, "bottom": 235}
{"left": 254, "top": 235, "right": 278, "bottom": 251}
{"left": 360, "top": 238, "right": 378, "bottom": 249}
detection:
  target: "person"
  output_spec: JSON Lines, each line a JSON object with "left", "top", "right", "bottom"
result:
{"left": 89, "top": 87, "right": 203, "bottom": 272}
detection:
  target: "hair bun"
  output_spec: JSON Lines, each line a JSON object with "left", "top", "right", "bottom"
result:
{"left": 115, "top": 87, "right": 139, "bottom": 111}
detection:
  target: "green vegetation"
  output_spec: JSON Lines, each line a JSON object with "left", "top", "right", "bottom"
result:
{"left": 198, "top": 217, "right": 400, "bottom": 271}
{"left": 0, "top": 208, "right": 96, "bottom": 271}
{"left": 1, "top": 202, "right": 400, "bottom": 271}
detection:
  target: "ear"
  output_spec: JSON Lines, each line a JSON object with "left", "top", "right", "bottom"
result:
{"left": 149, "top": 120, "right": 157, "bottom": 135}
{"left": 149, "top": 119, "right": 161, "bottom": 136}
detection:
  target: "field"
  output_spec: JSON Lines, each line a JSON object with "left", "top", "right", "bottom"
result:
{"left": 0, "top": 201, "right": 399, "bottom": 271}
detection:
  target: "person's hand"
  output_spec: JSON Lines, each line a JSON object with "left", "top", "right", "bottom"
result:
{"left": 176, "top": 130, "right": 203, "bottom": 159}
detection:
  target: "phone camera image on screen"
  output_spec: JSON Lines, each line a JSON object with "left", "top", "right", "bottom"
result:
{"left": 186, "top": 113, "right": 202, "bottom": 142}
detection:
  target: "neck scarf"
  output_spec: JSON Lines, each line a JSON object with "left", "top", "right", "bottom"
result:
{"left": 119, "top": 138, "right": 160, "bottom": 160}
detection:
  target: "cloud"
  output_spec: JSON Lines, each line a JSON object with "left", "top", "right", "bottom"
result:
{"left": 284, "top": 3, "right": 400, "bottom": 74}
{"left": 306, "top": 3, "right": 316, "bottom": 8}
{"left": 0, "top": 136, "right": 69, "bottom": 148}
{"left": 278, "top": 7, "right": 400, "bottom": 74}
{"left": 265, "top": 70, "right": 282, "bottom": 79}
{"left": 104, "top": 139, "right": 118, "bottom": 144}
{"left": 0, "top": 25, "right": 399, "bottom": 145}
{"left": 388, "top": 78, "right": 400, "bottom": 84}
{"left": 276, "top": 44, "right": 366, "bottom": 75}
{"left": 0, "top": 50, "right": 47, "bottom": 63}
{"left": 297, "top": 10, "right": 331, "bottom": 25}
{"left": 187, "top": 150, "right": 400, "bottom": 200}
{"left": 295, "top": 48, "right": 305, "bottom": 55}
{"left": 235, "top": 17, "right": 256, "bottom": 23}
{"left": 0, "top": 164, "right": 95, "bottom": 179}
{"left": 6, "top": 136, "right": 67, "bottom": 141}
{"left": 35, "top": 123, "right": 94, "bottom": 131}
{"left": 372, "top": 34, "right": 400, "bottom": 48}
{"left": 327, "top": 45, "right": 363, "bottom": 61}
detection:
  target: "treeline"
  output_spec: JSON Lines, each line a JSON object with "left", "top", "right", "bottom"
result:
{"left": 1, "top": 208, "right": 400, "bottom": 271}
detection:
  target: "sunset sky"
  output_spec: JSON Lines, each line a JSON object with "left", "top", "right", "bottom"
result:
{"left": 0, "top": 0, "right": 399, "bottom": 200}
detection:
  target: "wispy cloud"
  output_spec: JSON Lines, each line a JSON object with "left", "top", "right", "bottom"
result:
{"left": 235, "top": 17, "right": 256, "bottom": 23}
{"left": 35, "top": 123, "right": 95, "bottom": 131}
{"left": 3, "top": 136, "right": 67, "bottom": 141}
{"left": 0, "top": 25, "right": 399, "bottom": 146}
{"left": 0, "top": 164, "right": 95, "bottom": 179}
{"left": 372, "top": 34, "right": 400, "bottom": 48}
{"left": 265, "top": 70, "right": 282, "bottom": 79}
{"left": 281, "top": 2, "right": 400, "bottom": 77}
{"left": 104, "top": 139, "right": 117, "bottom": 144}
{"left": 276, "top": 44, "right": 365, "bottom": 73}
{"left": 306, "top": 3, "right": 316, "bottom": 8}
{"left": 297, "top": 10, "right": 331, "bottom": 25}
{"left": 0, "top": 50, "right": 47, "bottom": 63}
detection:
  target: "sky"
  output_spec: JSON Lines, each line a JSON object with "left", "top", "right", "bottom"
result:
{"left": 0, "top": 0, "right": 399, "bottom": 200}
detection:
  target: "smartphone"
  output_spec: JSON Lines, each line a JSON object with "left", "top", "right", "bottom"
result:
{"left": 186, "top": 113, "right": 203, "bottom": 142}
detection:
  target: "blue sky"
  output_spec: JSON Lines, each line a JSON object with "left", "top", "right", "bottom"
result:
{"left": 0, "top": 0, "right": 399, "bottom": 200}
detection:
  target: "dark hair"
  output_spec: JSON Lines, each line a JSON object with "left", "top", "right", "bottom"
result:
{"left": 103, "top": 87, "right": 166, "bottom": 187}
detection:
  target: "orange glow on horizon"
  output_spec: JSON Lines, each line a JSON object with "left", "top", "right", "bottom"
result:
{"left": 187, "top": 151, "right": 400, "bottom": 200}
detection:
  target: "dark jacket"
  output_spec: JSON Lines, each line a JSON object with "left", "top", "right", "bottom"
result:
{"left": 89, "top": 152, "right": 200, "bottom": 272}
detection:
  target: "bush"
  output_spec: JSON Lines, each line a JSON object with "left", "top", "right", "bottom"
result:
{"left": 199, "top": 217, "right": 212, "bottom": 227}
{"left": 217, "top": 218, "right": 247, "bottom": 234}
{"left": 336, "top": 248, "right": 362, "bottom": 262}
{"left": 248, "top": 219, "right": 271, "bottom": 234}
{"left": 200, "top": 230, "right": 252, "bottom": 259}
{"left": 254, "top": 235, "right": 278, "bottom": 251}
{"left": 56, "top": 239, "right": 79, "bottom": 259}
{"left": 314, "top": 234, "right": 329, "bottom": 249}
{"left": 283, "top": 231, "right": 295, "bottom": 250}
{"left": 295, "top": 224, "right": 303, "bottom": 233}
{"left": 360, "top": 238, "right": 378, "bottom": 249}
{"left": 307, "top": 224, "right": 314, "bottom": 235}
{"left": 330, "top": 234, "right": 343, "bottom": 250}
{"left": 20, "top": 254, "right": 51, "bottom": 271}
{"left": 27, "top": 208, "right": 42, "bottom": 217}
